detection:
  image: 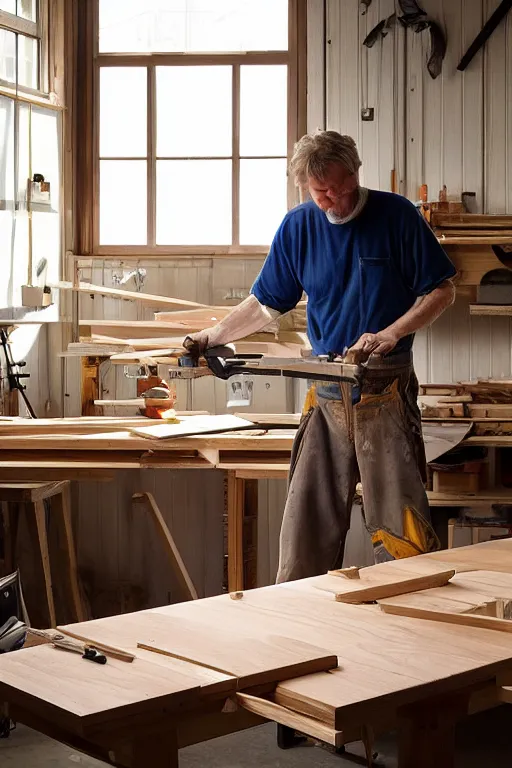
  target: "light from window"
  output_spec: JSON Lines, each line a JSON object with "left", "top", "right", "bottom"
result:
{"left": 240, "top": 159, "right": 287, "bottom": 245}
{"left": 0, "top": 28, "right": 38, "bottom": 89}
{"left": 240, "top": 65, "right": 287, "bottom": 157}
{"left": 100, "top": 160, "right": 147, "bottom": 244}
{"left": 157, "top": 159, "right": 231, "bottom": 245}
{"left": 100, "top": 67, "right": 147, "bottom": 157}
{"left": 0, "top": 1, "right": 16, "bottom": 14}
{"left": 156, "top": 66, "right": 232, "bottom": 158}
{"left": 17, "top": 34, "right": 38, "bottom": 88}
{"left": 0, "top": 0, "right": 37, "bottom": 19}
{"left": 99, "top": 0, "right": 288, "bottom": 54}
{"left": 0, "top": 29, "right": 16, "bottom": 83}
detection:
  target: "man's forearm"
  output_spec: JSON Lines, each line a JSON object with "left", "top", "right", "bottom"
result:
{"left": 185, "top": 294, "right": 281, "bottom": 352}
{"left": 385, "top": 280, "right": 455, "bottom": 340}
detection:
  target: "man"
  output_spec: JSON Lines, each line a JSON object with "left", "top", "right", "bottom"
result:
{"left": 185, "top": 130, "right": 456, "bottom": 582}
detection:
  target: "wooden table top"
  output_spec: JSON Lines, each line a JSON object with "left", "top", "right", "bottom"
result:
{"left": 2, "top": 539, "right": 512, "bottom": 740}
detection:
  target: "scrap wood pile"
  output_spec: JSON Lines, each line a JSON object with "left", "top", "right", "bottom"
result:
{"left": 420, "top": 380, "right": 512, "bottom": 436}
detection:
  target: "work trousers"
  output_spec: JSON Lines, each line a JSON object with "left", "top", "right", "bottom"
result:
{"left": 276, "top": 353, "right": 440, "bottom": 583}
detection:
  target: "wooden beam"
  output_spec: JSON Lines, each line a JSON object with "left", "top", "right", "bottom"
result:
{"left": 132, "top": 492, "right": 198, "bottom": 601}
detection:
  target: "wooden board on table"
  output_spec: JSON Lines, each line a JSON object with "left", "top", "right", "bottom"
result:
{"left": 52, "top": 281, "right": 212, "bottom": 310}
{"left": 234, "top": 413, "right": 301, "bottom": 427}
{"left": 316, "top": 569, "right": 455, "bottom": 604}
{"left": 131, "top": 414, "right": 255, "bottom": 440}
{"left": 0, "top": 643, "right": 205, "bottom": 736}
{"left": 109, "top": 340, "right": 308, "bottom": 363}
{"left": 61, "top": 611, "right": 337, "bottom": 690}
{"left": 0, "top": 417, "right": 166, "bottom": 435}
{"left": 378, "top": 570, "right": 512, "bottom": 633}
{"left": 52, "top": 543, "right": 512, "bottom": 732}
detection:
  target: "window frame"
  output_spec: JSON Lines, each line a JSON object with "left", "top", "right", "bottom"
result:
{"left": 0, "top": 0, "right": 50, "bottom": 97}
{"left": 90, "top": 0, "right": 307, "bottom": 258}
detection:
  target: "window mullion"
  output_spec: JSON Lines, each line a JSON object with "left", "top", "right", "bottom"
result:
{"left": 147, "top": 64, "right": 156, "bottom": 247}
{"left": 232, "top": 63, "right": 240, "bottom": 247}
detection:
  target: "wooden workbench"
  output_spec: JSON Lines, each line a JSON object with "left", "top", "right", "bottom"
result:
{"left": 1, "top": 539, "right": 512, "bottom": 767}
{"left": 0, "top": 417, "right": 506, "bottom": 593}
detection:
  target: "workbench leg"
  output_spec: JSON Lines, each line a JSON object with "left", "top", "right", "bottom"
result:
{"left": 31, "top": 501, "right": 57, "bottom": 627}
{"left": 52, "top": 484, "right": 87, "bottom": 622}
{"left": 397, "top": 693, "right": 467, "bottom": 768}
{"left": 227, "top": 471, "right": 245, "bottom": 593}
{"left": 128, "top": 728, "right": 178, "bottom": 768}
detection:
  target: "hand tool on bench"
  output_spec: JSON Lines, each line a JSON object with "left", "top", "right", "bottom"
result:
{"left": 178, "top": 341, "right": 367, "bottom": 387}
{"left": 28, "top": 628, "right": 135, "bottom": 664}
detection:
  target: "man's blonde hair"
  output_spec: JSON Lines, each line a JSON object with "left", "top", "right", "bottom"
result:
{"left": 289, "top": 130, "right": 362, "bottom": 185}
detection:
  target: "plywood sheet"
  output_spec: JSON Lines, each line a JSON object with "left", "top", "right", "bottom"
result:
{"left": 131, "top": 414, "right": 255, "bottom": 440}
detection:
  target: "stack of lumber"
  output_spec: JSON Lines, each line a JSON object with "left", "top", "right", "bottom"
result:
{"left": 58, "top": 280, "right": 309, "bottom": 362}
{"left": 431, "top": 213, "right": 512, "bottom": 246}
{"left": 420, "top": 380, "right": 512, "bottom": 436}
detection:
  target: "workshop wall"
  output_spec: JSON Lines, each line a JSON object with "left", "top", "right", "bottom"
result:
{"left": 308, "top": 0, "right": 512, "bottom": 383}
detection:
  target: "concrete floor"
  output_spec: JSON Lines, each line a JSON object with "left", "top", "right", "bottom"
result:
{"left": 1, "top": 707, "right": 511, "bottom": 767}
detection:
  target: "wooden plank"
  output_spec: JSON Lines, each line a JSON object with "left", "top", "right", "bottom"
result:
{"left": 227, "top": 471, "right": 244, "bottom": 593}
{"left": 132, "top": 492, "right": 198, "bottom": 601}
{"left": 0, "top": 644, "right": 203, "bottom": 735}
{"left": 138, "top": 635, "right": 337, "bottom": 690}
{"left": 52, "top": 282, "right": 212, "bottom": 310}
{"left": 431, "top": 214, "right": 512, "bottom": 228}
{"left": 380, "top": 602, "right": 512, "bottom": 634}
{"left": 130, "top": 415, "right": 255, "bottom": 440}
{"left": 317, "top": 570, "right": 456, "bottom": 604}
{"left": 470, "top": 305, "right": 512, "bottom": 316}
{"left": 236, "top": 692, "right": 347, "bottom": 749}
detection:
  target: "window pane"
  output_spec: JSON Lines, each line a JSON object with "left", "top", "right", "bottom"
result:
{"left": 100, "top": 68, "right": 147, "bottom": 157}
{"left": 100, "top": 160, "right": 147, "bottom": 245}
{"left": 0, "top": 30, "right": 16, "bottom": 84}
{"left": 240, "top": 65, "right": 287, "bottom": 157}
{"left": 157, "top": 160, "right": 231, "bottom": 245}
{"left": 0, "top": 1, "right": 16, "bottom": 14}
{"left": 0, "top": 96, "right": 15, "bottom": 205}
{"left": 240, "top": 159, "right": 287, "bottom": 245}
{"left": 157, "top": 67, "right": 231, "bottom": 157}
{"left": 99, "top": 0, "right": 288, "bottom": 53}
{"left": 17, "top": 33, "right": 38, "bottom": 89}
{"left": 17, "top": 0, "right": 37, "bottom": 20}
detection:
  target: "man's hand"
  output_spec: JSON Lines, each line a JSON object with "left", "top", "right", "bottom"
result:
{"left": 349, "top": 329, "right": 400, "bottom": 359}
{"left": 183, "top": 329, "right": 212, "bottom": 358}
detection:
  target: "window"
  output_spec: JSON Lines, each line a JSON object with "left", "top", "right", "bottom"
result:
{"left": 94, "top": 0, "right": 305, "bottom": 254}
{"left": 0, "top": 0, "right": 42, "bottom": 92}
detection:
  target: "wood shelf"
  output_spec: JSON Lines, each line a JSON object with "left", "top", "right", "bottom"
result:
{"left": 469, "top": 304, "right": 512, "bottom": 316}
{"left": 428, "top": 489, "right": 512, "bottom": 507}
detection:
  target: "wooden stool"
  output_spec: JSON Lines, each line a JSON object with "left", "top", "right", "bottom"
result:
{"left": 0, "top": 481, "right": 86, "bottom": 627}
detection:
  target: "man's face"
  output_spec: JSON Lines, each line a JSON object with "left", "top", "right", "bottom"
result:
{"left": 307, "top": 163, "right": 358, "bottom": 216}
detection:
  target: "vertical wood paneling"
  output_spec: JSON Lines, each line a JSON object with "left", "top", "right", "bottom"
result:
{"left": 307, "top": 0, "right": 326, "bottom": 131}
{"left": 441, "top": 0, "right": 464, "bottom": 199}
{"left": 485, "top": 0, "right": 508, "bottom": 213}
{"left": 405, "top": 24, "right": 424, "bottom": 200}
{"left": 377, "top": 0, "right": 396, "bottom": 191}
{"left": 462, "top": 0, "right": 485, "bottom": 211}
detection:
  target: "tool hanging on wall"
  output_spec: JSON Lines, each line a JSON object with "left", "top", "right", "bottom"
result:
{"left": 0, "top": 329, "right": 37, "bottom": 418}
{"left": 362, "top": 0, "right": 446, "bottom": 80}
